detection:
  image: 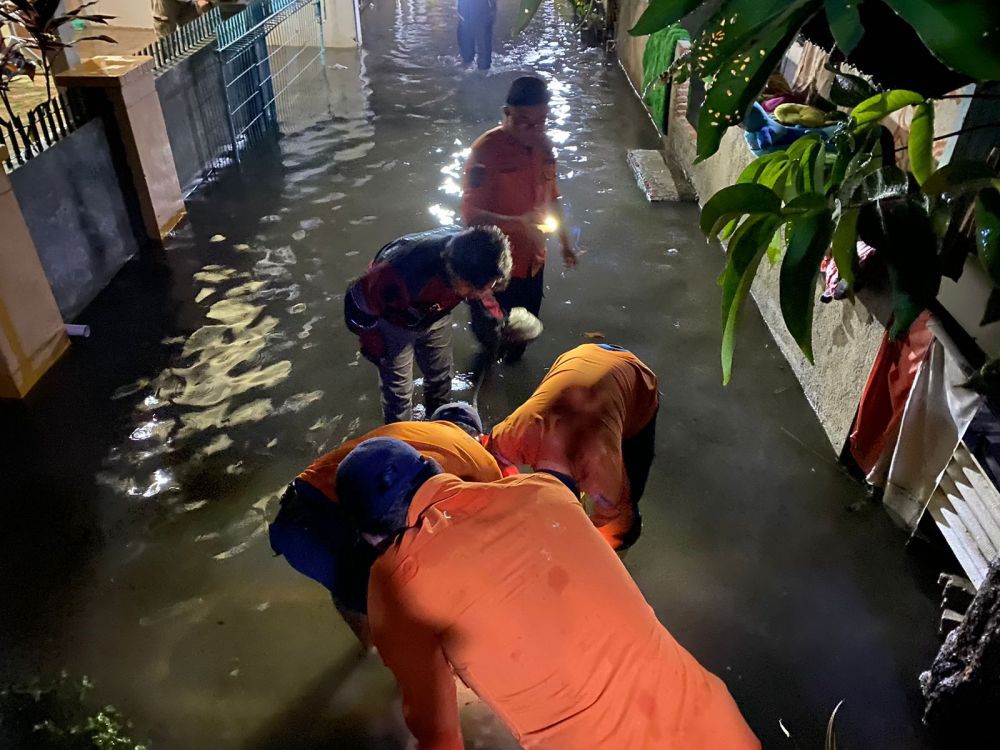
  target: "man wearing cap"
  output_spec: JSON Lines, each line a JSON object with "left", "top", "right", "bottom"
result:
{"left": 488, "top": 343, "right": 659, "bottom": 551}
{"left": 462, "top": 75, "right": 581, "bottom": 362}
{"left": 336, "top": 438, "right": 760, "bottom": 750}
{"left": 267, "top": 403, "right": 501, "bottom": 646}
{"left": 345, "top": 226, "right": 511, "bottom": 423}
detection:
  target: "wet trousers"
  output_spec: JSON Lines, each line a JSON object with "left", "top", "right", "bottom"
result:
{"left": 618, "top": 407, "right": 659, "bottom": 549}
{"left": 457, "top": 1, "right": 495, "bottom": 70}
{"left": 371, "top": 317, "right": 453, "bottom": 423}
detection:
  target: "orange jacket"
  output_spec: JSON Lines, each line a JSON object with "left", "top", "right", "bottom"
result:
{"left": 369, "top": 473, "right": 759, "bottom": 750}
{"left": 489, "top": 344, "right": 659, "bottom": 547}
{"left": 462, "top": 126, "right": 560, "bottom": 279}
{"left": 298, "top": 421, "right": 502, "bottom": 501}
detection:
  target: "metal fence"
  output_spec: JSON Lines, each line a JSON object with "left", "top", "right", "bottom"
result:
{"left": 136, "top": 5, "right": 224, "bottom": 72}
{"left": 1, "top": 91, "right": 93, "bottom": 172}
{"left": 216, "top": 0, "right": 324, "bottom": 162}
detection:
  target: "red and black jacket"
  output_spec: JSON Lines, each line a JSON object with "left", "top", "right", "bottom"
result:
{"left": 345, "top": 230, "right": 502, "bottom": 333}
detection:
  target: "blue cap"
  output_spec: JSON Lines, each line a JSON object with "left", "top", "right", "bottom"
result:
{"left": 336, "top": 438, "right": 437, "bottom": 535}
{"left": 431, "top": 401, "right": 484, "bottom": 436}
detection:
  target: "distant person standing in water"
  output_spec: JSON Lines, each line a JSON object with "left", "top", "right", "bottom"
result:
{"left": 152, "top": 0, "right": 213, "bottom": 37}
{"left": 457, "top": 0, "right": 497, "bottom": 70}
{"left": 463, "top": 76, "right": 581, "bottom": 362}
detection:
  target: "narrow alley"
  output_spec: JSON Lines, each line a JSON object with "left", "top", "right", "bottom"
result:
{"left": 0, "top": 1, "right": 948, "bottom": 748}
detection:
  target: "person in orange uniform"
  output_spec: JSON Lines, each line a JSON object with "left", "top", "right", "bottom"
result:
{"left": 336, "top": 438, "right": 760, "bottom": 750}
{"left": 462, "top": 75, "right": 580, "bottom": 362}
{"left": 268, "top": 403, "right": 500, "bottom": 646}
{"left": 489, "top": 342, "right": 659, "bottom": 550}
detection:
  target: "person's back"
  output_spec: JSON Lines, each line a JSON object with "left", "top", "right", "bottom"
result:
{"left": 368, "top": 472, "right": 758, "bottom": 750}
{"left": 489, "top": 343, "right": 660, "bottom": 548}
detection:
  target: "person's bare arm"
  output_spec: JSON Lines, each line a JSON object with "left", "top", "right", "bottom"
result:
{"left": 370, "top": 564, "right": 463, "bottom": 750}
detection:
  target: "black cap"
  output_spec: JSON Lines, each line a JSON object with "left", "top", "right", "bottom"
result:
{"left": 506, "top": 76, "right": 550, "bottom": 107}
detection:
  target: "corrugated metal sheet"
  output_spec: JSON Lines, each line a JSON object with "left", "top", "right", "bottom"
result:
{"left": 926, "top": 443, "right": 1000, "bottom": 589}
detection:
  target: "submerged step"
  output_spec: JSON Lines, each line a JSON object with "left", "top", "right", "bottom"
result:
{"left": 626, "top": 148, "right": 696, "bottom": 203}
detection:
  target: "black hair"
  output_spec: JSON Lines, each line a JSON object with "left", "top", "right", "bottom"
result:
{"left": 445, "top": 226, "right": 513, "bottom": 290}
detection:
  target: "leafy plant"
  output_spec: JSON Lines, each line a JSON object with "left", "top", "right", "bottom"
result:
{"left": 702, "top": 88, "right": 1000, "bottom": 382}
{"left": 626, "top": 0, "right": 1000, "bottom": 162}
{"left": 0, "top": 0, "right": 115, "bottom": 102}
{"left": 0, "top": 673, "right": 149, "bottom": 750}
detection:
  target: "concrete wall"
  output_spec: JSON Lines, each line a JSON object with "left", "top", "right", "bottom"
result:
{"left": 615, "top": 0, "right": 885, "bottom": 452}
{"left": 155, "top": 43, "right": 232, "bottom": 194}
{"left": 10, "top": 117, "right": 142, "bottom": 320}
{"left": 615, "top": 0, "right": 649, "bottom": 93}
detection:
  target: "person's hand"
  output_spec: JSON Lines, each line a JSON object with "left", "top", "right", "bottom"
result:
{"left": 196, "top": 0, "right": 212, "bottom": 12}
{"left": 561, "top": 244, "right": 579, "bottom": 270}
{"left": 518, "top": 209, "right": 546, "bottom": 229}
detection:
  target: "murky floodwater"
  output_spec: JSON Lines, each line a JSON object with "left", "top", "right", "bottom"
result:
{"left": 1, "top": 1, "right": 944, "bottom": 748}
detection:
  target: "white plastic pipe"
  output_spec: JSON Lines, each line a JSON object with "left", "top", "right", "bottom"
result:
{"left": 65, "top": 324, "right": 91, "bottom": 338}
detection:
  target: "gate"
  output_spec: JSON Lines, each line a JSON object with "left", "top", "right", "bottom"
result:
{"left": 216, "top": 0, "right": 325, "bottom": 162}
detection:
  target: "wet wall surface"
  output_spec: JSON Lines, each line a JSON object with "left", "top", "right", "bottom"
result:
{"left": 1, "top": 1, "right": 945, "bottom": 748}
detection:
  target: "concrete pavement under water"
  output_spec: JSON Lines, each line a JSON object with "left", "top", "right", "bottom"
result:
{"left": 1, "top": 1, "right": 946, "bottom": 747}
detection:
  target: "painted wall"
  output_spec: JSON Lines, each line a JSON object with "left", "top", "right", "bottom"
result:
{"left": 11, "top": 117, "right": 143, "bottom": 320}
{"left": 84, "top": 0, "right": 155, "bottom": 29}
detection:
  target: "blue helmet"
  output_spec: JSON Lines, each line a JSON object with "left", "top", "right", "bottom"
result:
{"left": 336, "top": 437, "right": 439, "bottom": 536}
{"left": 431, "top": 401, "right": 484, "bottom": 436}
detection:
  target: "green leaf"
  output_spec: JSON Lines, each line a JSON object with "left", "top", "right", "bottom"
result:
{"left": 759, "top": 157, "right": 793, "bottom": 194}
{"left": 849, "top": 90, "right": 925, "bottom": 131}
{"left": 695, "top": 15, "right": 809, "bottom": 162}
{"left": 688, "top": 0, "right": 816, "bottom": 77}
{"left": 922, "top": 161, "right": 1000, "bottom": 198}
{"left": 737, "top": 152, "right": 789, "bottom": 184}
{"left": 844, "top": 165, "right": 909, "bottom": 207}
{"left": 512, "top": 0, "right": 543, "bottom": 35}
{"left": 629, "top": 0, "right": 701, "bottom": 36}
{"left": 720, "top": 215, "right": 783, "bottom": 384}
{"left": 783, "top": 192, "right": 829, "bottom": 217}
{"left": 828, "top": 69, "right": 880, "bottom": 108}
{"left": 825, "top": 0, "right": 864, "bottom": 54}
{"left": 796, "top": 138, "right": 826, "bottom": 194}
{"left": 767, "top": 225, "right": 786, "bottom": 265}
{"left": 908, "top": 101, "right": 935, "bottom": 186}
{"left": 780, "top": 209, "right": 836, "bottom": 362}
{"left": 882, "top": 0, "right": 1000, "bottom": 81}
{"left": 830, "top": 206, "right": 859, "bottom": 289}
{"left": 976, "top": 188, "right": 1000, "bottom": 286}
{"left": 700, "top": 183, "right": 782, "bottom": 237}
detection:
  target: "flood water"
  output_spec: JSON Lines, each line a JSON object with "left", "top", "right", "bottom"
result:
{"left": 1, "top": 1, "right": 945, "bottom": 748}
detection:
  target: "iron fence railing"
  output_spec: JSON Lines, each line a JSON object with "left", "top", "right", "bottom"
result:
{"left": 1, "top": 91, "right": 93, "bottom": 172}
{"left": 216, "top": 0, "right": 323, "bottom": 162}
{"left": 135, "top": 5, "right": 224, "bottom": 72}
{"left": 216, "top": 0, "right": 303, "bottom": 51}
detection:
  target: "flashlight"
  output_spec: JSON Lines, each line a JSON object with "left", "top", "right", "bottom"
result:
{"left": 539, "top": 215, "right": 560, "bottom": 234}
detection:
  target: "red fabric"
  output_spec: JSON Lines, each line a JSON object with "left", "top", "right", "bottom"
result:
{"left": 849, "top": 312, "right": 934, "bottom": 474}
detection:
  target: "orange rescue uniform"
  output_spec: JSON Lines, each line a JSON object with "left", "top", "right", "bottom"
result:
{"left": 489, "top": 343, "right": 659, "bottom": 548}
{"left": 299, "top": 421, "right": 502, "bottom": 500}
{"left": 369, "top": 473, "right": 760, "bottom": 750}
{"left": 462, "top": 126, "right": 559, "bottom": 279}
